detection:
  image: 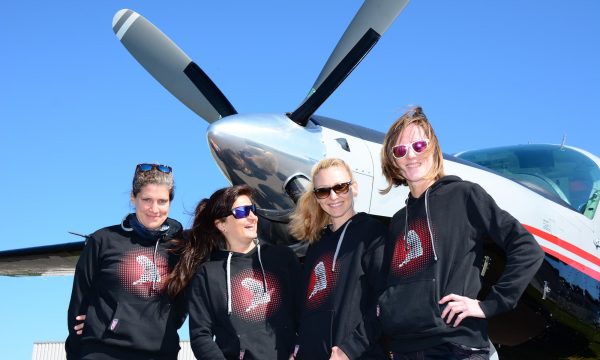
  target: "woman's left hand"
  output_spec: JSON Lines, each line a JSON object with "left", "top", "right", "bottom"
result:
{"left": 74, "top": 314, "right": 86, "bottom": 335}
{"left": 329, "top": 346, "right": 349, "bottom": 360}
{"left": 439, "top": 293, "right": 485, "bottom": 327}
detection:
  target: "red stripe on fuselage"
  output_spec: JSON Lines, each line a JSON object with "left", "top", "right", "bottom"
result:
{"left": 524, "top": 224, "right": 600, "bottom": 281}
{"left": 540, "top": 246, "right": 600, "bottom": 281}
{"left": 523, "top": 225, "right": 600, "bottom": 266}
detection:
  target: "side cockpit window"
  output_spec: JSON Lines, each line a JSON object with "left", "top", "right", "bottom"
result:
{"left": 456, "top": 145, "right": 600, "bottom": 220}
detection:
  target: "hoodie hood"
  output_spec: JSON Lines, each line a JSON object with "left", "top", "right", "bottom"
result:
{"left": 321, "top": 212, "right": 371, "bottom": 235}
{"left": 432, "top": 175, "right": 462, "bottom": 189}
{"left": 407, "top": 175, "right": 463, "bottom": 204}
{"left": 120, "top": 213, "right": 183, "bottom": 242}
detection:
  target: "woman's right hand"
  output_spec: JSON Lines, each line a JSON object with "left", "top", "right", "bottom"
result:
{"left": 329, "top": 346, "right": 349, "bottom": 360}
{"left": 73, "top": 315, "right": 86, "bottom": 335}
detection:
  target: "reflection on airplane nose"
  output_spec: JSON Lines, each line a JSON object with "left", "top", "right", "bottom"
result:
{"left": 207, "top": 113, "right": 325, "bottom": 211}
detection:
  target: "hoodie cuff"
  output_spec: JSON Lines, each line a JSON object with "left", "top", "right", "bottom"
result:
{"left": 479, "top": 299, "right": 500, "bottom": 318}
{"left": 339, "top": 335, "right": 368, "bottom": 360}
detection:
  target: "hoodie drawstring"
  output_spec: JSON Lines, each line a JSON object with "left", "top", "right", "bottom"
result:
{"left": 121, "top": 214, "right": 133, "bottom": 232}
{"left": 152, "top": 239, "right": 160, "bottom": 290}
{"left": 405, "top": 191, "right": 438, "bottom": 261}
{"left": 332, "top": 220, "right": 352, "bottom": 272}
{"left": 404, "top": 198, "right": 409, "bottom": 251}
{"left": 424, "top": 188, "right": 438, "bottom": 261}
{"left": 226, "top": 251, "right": 233, "bottom": 315}
{"left": 226, "top": 240, "right": 267, "bottom": 316}
{"left": 256, "top": 239, "right": 268, "bottom": 293}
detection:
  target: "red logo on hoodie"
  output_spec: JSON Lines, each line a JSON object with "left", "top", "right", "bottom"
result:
{"left": 305, "top": 253, "right": 339, "bottom": 310}
{"left": 231, "top": 268, "right": 282, "bottom": 322}
{"left": 390, "top": 218, "right": 434, "bottom": 278}
{"left": 118, "top": 248, "right": 169, "bottom": 298}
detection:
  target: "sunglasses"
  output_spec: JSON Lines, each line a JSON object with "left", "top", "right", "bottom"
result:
{"left": 313, "top": 181, "right": 353, "bottom": 199}
{"left": 391, "top": 140, "right": 429, "bottom": 159}
{"left": 230, "top": 204, "right": 257, "bottom": 219}
{"left": 136, "top": 163, "right": 173, "bottom": 174}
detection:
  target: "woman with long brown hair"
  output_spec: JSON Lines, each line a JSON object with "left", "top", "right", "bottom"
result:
{"left": 173, "top": 184, "right": 300, "bottom": 360}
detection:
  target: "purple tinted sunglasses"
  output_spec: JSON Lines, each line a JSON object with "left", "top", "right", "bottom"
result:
{"left": 392, "top": 140, "right": 429, "bottom": 159}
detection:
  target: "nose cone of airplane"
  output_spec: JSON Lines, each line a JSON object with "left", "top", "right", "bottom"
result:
{"left": 207, "top": 113, "right": 325, "bottom": 211}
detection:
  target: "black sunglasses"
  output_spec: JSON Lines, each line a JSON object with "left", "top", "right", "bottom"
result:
{"left": 136, "top": 163, "right": 173, "bottom": 174}
{"left": 230, "top": 204, "right": 257, "bottom": 219}
{"left": 313, "top": 181, "right": 353, "bottom": 199}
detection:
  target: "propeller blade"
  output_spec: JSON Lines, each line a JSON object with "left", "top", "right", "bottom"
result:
{"left": 311, "top": 0, "right": 410, "bottom": 94}
{"left": 289, "top": 28, "right": 380, "bottom": 126}
{"left": 289, "top": 0, "right": 410, "bottom": 126}
{"left": 112, "top": 9, "right": 236, "bottom": 123}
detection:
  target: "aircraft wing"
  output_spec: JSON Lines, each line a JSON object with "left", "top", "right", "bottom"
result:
{"left": 0, "top": 241, "right": 85, "bottom": 276}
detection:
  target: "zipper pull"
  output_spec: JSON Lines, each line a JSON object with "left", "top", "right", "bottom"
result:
{"left": 480, "top": 255, "right": 491, "bottom": 277}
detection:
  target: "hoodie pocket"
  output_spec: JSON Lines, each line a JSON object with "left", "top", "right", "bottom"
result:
{"left": 236, "top": 328, "right": 278, "bottom": 360}
{"left": 213, "top": 324, "right": 241, "bottom": 360}
{"left": 378, "top": 279, "right": 445, "bottom": 335}
{"left": 296, "top": 310, "right": 334, "bottom": 360}
{"left": 102, "top": 300, "right": 170, "bottom": 352}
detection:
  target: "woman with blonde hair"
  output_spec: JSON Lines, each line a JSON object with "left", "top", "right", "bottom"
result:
{"left": 289, "top": 158, "right": 386, "bottom": 360}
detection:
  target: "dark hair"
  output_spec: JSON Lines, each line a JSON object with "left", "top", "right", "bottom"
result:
{"left": 132, "top": 166, "right": 175, "bottom": 201}
{"left": 166, "top": 184, "right": 255, "bottom": 297}
{"left": 380, "top": 106, "right": 445, "bottom": 193}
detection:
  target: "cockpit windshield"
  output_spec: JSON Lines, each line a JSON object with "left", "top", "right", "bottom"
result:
{"left": 455, "top": 145, "right": 600, "bottom": 219}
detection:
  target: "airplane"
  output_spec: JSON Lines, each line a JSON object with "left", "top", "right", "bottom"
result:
{"left": 1, "top": 1, "right": 599, "bottom": 359}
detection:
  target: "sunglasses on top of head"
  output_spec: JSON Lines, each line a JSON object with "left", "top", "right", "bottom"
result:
{"left": 229, "top": 204, "right": 257, "bottom": 219}
{"left": 136, "top": 163, "right": 173, "bottom": 174}
{"left": 391, "top": 140, "right": 429, "bottom": 159}
{"left": 313, "top": 181, "right": 353, "bottom": 199}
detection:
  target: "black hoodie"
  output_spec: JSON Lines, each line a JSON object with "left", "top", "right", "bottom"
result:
{"left": 66, "top": 214, "right": 186, "bottom": 360}
{"left": 378, "top": 176, "right": 544, "bottom": 353}
{"left": 188, "top": 241, "right": 300, "bottom": 360}
{"left": 294, "top": 212, "right": 386, "bottom": 360}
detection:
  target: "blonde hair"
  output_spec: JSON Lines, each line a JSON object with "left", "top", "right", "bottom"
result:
{"left": 380, "top": 106, "right": 445, "bottom": 194}
{"left": 289, "top": 158, "right": 354, "bottom": 243}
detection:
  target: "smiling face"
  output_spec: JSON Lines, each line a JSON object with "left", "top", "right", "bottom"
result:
{"left": 313, "top": 165, "right": 357, "bottom": 230}
{"left": 131, "top": 183, "right": 171, "bottom": 230}
{"left": 394, "top": 123, "right": 435, "bottom": 196}
{"left": 216, "top": 195, "right": 258, "bottom": 253}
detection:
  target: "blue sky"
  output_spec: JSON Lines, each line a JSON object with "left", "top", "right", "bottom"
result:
{"left": 1, "top": 1, "right": 599, "bottom": 358}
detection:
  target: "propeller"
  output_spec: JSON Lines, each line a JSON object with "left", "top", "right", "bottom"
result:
{"left": 289, "top": 0, "right": 410, "bottom": 126}
{"left": 112, "top": 9, "right": 236, "bottom": 123}
{"left": 112, "top": 1, "right": 409, "bottom": 126}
